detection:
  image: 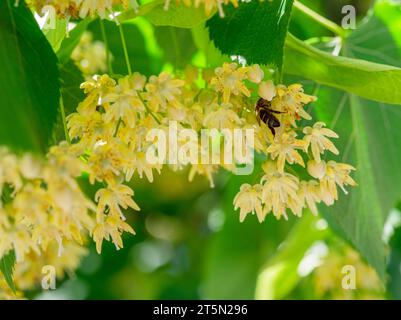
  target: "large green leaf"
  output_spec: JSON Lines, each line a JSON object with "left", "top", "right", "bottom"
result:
{"left": 284, "top": 28, "right": 401, "bottom": 104}
{"left": 0, "top": 0, "right": 60, "bottom": 153}
{"left": 309, "top": 3, "right": 401, "bottom": 279}
{"left": 207, "top": 0, "right": 294, "bottom": 69}
{"left": 0, "top": 250, "right": 16, "bottom": 293}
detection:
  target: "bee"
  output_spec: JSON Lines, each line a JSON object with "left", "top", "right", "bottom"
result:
{"left": 255, "top": 98, "right": 285, "bottom": 136}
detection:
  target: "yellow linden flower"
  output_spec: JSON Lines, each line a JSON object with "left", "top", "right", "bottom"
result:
{"left": 126, "top": 150, "right": 162, "bottom": 183}
{"left": 103, "top": 75, "right": 146, "bottom": 128}
{"left": 258, "top": 80, "right": 277, "bottom": 101}
{"left": 203, "top": 102, "right": 242, "bottom": 130}
{"left": 260, "top": 163, "right": 301, "bottom": 220}
{"left": 247, "top": 64, "right": 264, "bottom": 84}
{"left": 272, "top": 84, "right": 316, "bottom": 127}
{"left": 80, "top": 74, "right": 116, "bottom": 107}
{"left": 76, "top": 0, "right": 114, "bottom": 19}
{"left": 298, "top": 180, "right": 321, "bottom": 216}
{"left": 308, "top": 160, "right": 356, "bottom": 205}
{"left": 267, "top": 131, "right": 306, "bottom": 173}
{"left": 95, "top": 184, "right": 140, "bottom": 221}
{"left": 93, "top": 215, "right": 135, "bottom": 253}
{"left": 188, "top": 163, "right": 219, "bottom": 188}
{"left": 13, "top": 241, "right": 88, "bottom": 291}
{"left": 303, "top": 122, "right": 339, "bottom": 163}
{"left": 0, "top": 224, "right": 40, "bottom": 263}
{"left": 67, "top": 109, "right": 112, "bottom": 145}
{"left": 233, "top": 183, "right": 264, "bottom": 222}
{"left": 72, "top": 31, "right": 109, "bottom": 78}
{"left": 210, "top": 63, "right": 250, "bottom": 103}
{"left": 314, "top": 246, "right": 383, "bottom": 299}
{"left": 27, "top": 0, "right": 129, "bottom": 19}
{"left": 0, "top": 148, "right": 22, "bottom": 197}
{"left": 145, "top": 72, "right": 185, "bottom": 111}
{"left": 87, "top": 139, "right": 127, "bottom": 185}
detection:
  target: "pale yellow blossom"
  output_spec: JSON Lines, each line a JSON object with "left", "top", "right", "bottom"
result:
{"left": 304, "top": 122, "right": 339, "bottom": 162}
{"left": 233, "top": 184, "right": 264, "bottom": 222}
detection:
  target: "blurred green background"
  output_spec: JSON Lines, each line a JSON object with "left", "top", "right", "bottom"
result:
{"left": 26, "top": 0, "right": 401, "bottom": 300}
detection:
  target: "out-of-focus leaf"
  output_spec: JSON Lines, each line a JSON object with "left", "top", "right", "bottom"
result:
{"left": 255, "top": 214, "right": 327, "bottom": 299}
{"left": 207, "top": 0, "right": 294, "bottom": 69}
{"left": 0, "top": 0, "right": 60, "bottom": 153}
{"left": 88, "top": 19, "right": 161, "bottom": 76}
{"left": 154, "top": 26, "right": 197, "bottom": 69}
{"left": 0, "top": 250, "right": 16, "bottom": 293}
{"left": 202, "top": 168, "right": 295, "bottom": 299}
{"left": 310, "top": 3, "right": 401, "bottom": 279}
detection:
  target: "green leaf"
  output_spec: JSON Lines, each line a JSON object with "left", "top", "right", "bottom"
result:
{"left": 255, "top": 215, "right": 327, "bottom": 299}
{"left": 284, "top": 30, "right": 401, "bottom": 104}
{"left": 0, "top": 250, "right": 16, "bottom": 293}
{"left": 191, "top": 23, "right": 227, "bottom": 67}
{"left": 43, "top": 19, "right": 67, "bottom": 52}
{"left": 51, "top": 60, "right": 86, "bottom": 143}
{"left": 145, "top": 1, "right": 213, "bottom": 28}
{"left": 207, "top": 0, "right": 294, "bottom": 69}
{"left": 309, "top": 3, "right": 401, "bottom": 279}
{"left": 0, "top": 0, "right": 60, "bottom": 153}
{"left": 57, "top": 18, "right": 92, "bottom": 65}
{"left": 154, "top": 26, "right": 197, "bottom": 69}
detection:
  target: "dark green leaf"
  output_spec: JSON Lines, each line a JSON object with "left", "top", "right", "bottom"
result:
{"left": 0, "top": 0, "right": 60, "bottom": 153}
{"left": 0, "top": 250, "right": 16, "bottom": 293}
{"left": 207, "top": 0, "right": 294, "bottom": 68}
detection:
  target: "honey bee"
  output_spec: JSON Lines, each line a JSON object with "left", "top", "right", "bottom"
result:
{"left": 255, "top": 98, "right": 285, "bottom": 136}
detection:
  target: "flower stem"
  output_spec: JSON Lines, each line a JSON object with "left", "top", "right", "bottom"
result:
{"left": 293, "top": 1, "right": 347, "bottom": 39}
{"left": 138, "top": 93, "right": 161, "bottom": 125}
{"left": 114, "top": 118, "right": 123, "bottom": 137}
{"left": 100, "top": 19, "right": 114, "bottom": 75}
{"left": 60, "top": 96, "right": 71, "bottom": 144}
{"left": 118, "top": 23, "right": 132, "bottom": 75}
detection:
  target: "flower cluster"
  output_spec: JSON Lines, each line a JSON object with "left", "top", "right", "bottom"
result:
{"left": 72, "top": 31, "right": 110, "bottom": 78}
{"left": 233, "top": 79, "right": 356, "bottom": 222}
{"left": 314, "top": 246, "right": 383, "bottom": 299}
{"left": 65, "top": 63, "right": 260, "bottom": 252}
{"left": 0, "top": 62, "right": 356, "bottom": 295}
{"left": 26, "top": 0, "right": 130, "bottom": 19}
{"left": 0, "top": 145, "right": 94, "bottom": 263}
